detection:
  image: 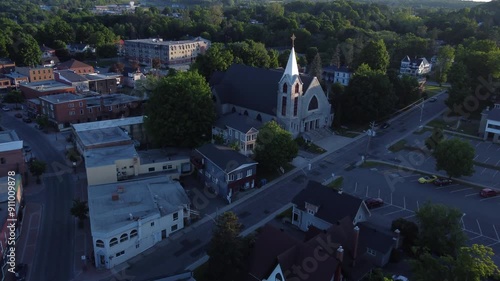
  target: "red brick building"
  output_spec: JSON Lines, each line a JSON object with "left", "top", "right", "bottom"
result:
{"left": 39, "top": 93, "right": 142, "bottom": 129}
{"left": 56, "top": 59, "right": 95, "bottom": 74}
{"left": 19, "top": 80, "right": 76, "bottom": 99}
{"left": 15, "top": 66, "right": 54, "bottom": 83}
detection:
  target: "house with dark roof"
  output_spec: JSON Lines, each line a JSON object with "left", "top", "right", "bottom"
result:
{"left": 212, "top": 112, "right": 264, "bottom": 156}
{"left": 291, "top": 181, "right": 370, "bottom": 231}
{"left": 192, "top": 143, "right": 257, "bottom": 202}
{"left": 57, "top": 59, "right": 95, "bottom": 74}
{"left": 479, "top": 104, "right": 500, "bottom": 143}
{"left": 210, "top": 42, "right": 333, "bottom": 138}
{"left": 400, "top": 56, "right": 431, "bottom": 76}
{"left": 67, "top": 43, "right": 95, "bottom": 54}
{"left": 322, "top": 65, "right": 352, "bottom": 86}
{"left": 122, "top": 66, "right": 145, "bottom": 88}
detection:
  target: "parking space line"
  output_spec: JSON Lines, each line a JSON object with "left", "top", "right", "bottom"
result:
{"left": 384, "top": 209, "right": 405, "bottom": 216}
{"left": 416, "top": 200, "right": 419, "bottom": 211}
{"left": 437, "top": 184, "right": 458, "bottom": 190}
{"left": 469, "top": 236, "right": 482, "bottom": 241}
{"left": 465, "top": 193, "right": 478, "bottom": 197}
{"left": 476, "top": 142, "right": 481, "bottom": 148}
{"left": 494, "top": 225, "right": 500, "bottom": 241}
{"left": 487, "top": 242, "right": 499, "bottom": 247}
{"left": 485, "top": 157, "right": 490, "bottom": 163}
{"left": 496, "top": 159, "right": 500, "bottom": 166}
{"left": 494, "top": 171, "right": 499, "bottom": 178}
{"left": 404, "top": 214, "right": 416, "bottom": 219}
{"left": 450, "top": 188, "right": 473, "bottom": 193}
{"left": 480, "top": 196, "right": 500, "bottom": 202}
{"left": 474, "top": 155, "right": 479, "bottom": 160}
{"left": 378, "top": 189, "right": 381, "bottom": 198}
{"left": 488, "top": 143, "right": 492, "bottom": 149}
{"left": 354, "top": 182, "right": 357, "bottom": 193}
{"left": 481, "top": 168, "right": 487, "bottom": 175}
{"left": 477, "top": 220, "right": 483, "bottom": 235}
{"left": 404, "top": 197, "right": 406, "bottom": 209}
{"left": 365, "top": 186, "right": 369, "bottom": 197}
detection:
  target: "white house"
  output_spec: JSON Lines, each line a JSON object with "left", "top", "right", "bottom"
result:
{"left": 400, "top": 56, "right": 431, "bottom": 76}
{"left": 291, "top": 180, "right": 371, "bottom": 232}
{"left": 88, "top": 176, "right": 190, "bottom": 269}
{"left": 322, "top": 65, "right": 353, "bottom": 86}
{"left": 212, "top": 112, "right": 263, "bottom": 156}
{"left": 480, "top": 104, "right": 500, "bottom": 143}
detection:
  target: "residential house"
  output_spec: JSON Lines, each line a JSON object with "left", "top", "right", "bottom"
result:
{"left": 0, "top": 78, "right": 11, "bottom": 89}
{"left": 67, "top": 43, "right": 95, "bottom": 54}
{"left": 15, "top": 66, "right": 54, "bottom": 83}
{"left": 122, "top": 67, "right": 145, "bottom": 88}
{"left": 212, "top": 113, "right": 263, "bottom": 156}
{"left": 41, "top": 56, "right": 60, "bottom": 68}
{"left": 19, "top": 80, "right": 76, "bottom": 99}
{"left": 57, "top": 59, "right": 95, "bottom": 74}
{"left": 0, "top": 131, "right": 26, "bottom": 181}
{"left": 124, "top": 37, "right": 210, "bottom": 66}
{"left": 192, "top": 143, "right": 258, "bottom": 202}
{"left": 40, "top": 45, "right": 56, "bottom": 58}
{"left": 85, "top": 73, "right": 118, "bottom": 94}
{"left": 88, "top": 176, "right": 190, "bottom": 269}
{"left": 400, "top": 56, "right": 431, "bottom": 76}
{"left": 291, "top": 180, "right": 371, "bottom": 231}
{"left": 0, "top": 58, "right": 15, "bottom": 74}
{"left": 210, "top": 44, "right": 333, "bottom": 138}
{"left": 0, "top": 175, "right": 23, "bottom": 269}
{"left": 55, "top": 70, "right": 90, "bottom": 93}
{"left": 72, "top": 116, "right": 148, "bottom": 146}
{"left": 479, "top": 104, "right": 500, "bottom": 143}
{"left": 39, "top": 93, "right": 142, "bottom": 129}
{"left": 322, "top": 65, "right": 353, "bottom": 86}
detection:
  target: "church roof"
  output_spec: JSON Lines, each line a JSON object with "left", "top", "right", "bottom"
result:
{"left": 214, "top": 112, "right": 263, "bottom": 133}
{"left": 211, "top": 64, "right": 314, "bottom": 116}
{"left": 283, "top": 47, "right": 299, "bottom": 78}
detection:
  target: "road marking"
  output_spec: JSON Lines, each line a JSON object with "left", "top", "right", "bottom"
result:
{"left": 365, "top": 186, "right": 369, "bottom": 197}
{"left": 484, "top": 157, "right": 490, "bottom": 163}
{"left": 416, "top": 200, "right": 420, "bottom": 211}
{"left": 476, "top": 142, "right": 481, "bottom": 148}
{"left": 354, "top": 182, "right": 357, "bottom": 193}
{"left": 496, "top": 159, "right": 500, "bottom": 166}
{"left": 404, "top": 214, "right": 416, "bottom": 219}
{"left": 494, "top": 171, "right": 499, "bottom": 178}
{"left": 404, "top": 196, "right": 406, "bottom": 209}
{"left": 474, "top": 155, "right": 479, "bottom": 160}
{"left": 494, "top": 225, "right": 500, "bottom": 241}
{"left": 384, "top": 209, "right": 405, "bottom": 216}
{"left": 450, "top": 188, "right": 473, "bottom": 193}
{"left": 477, "top": 220, "right": 483, "bottom": 236}
{"left": 378, "top": 189, "right": 381, "bottom": 198}
{"left": 487, "top": 242, "right": 499, "bottom": 247}
{"left": 480, "top": 196, "right": 500, "bottom": 202}
{"left": 437, "top": 184, "right": 458, "bottom": 190}
{"left": 390, "top": 192, "right": 393, "bottom": 205}
{"left": 481, "top": 167, "right": 487, "bottom": 175}
{"left": 465, "top": 193, "right": 479, "bottom": 197}
{"left": 469, "top": 235, "right": 482, "bottom": 240}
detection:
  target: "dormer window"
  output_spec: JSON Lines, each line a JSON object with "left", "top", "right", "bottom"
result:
{"left": 282, "top": 83, "right": 288, "bottom": 93}
{"left": 305, "top": 202, "right": 319, "bottom": 215}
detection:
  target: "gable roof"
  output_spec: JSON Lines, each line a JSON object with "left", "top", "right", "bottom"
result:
{"left": 214, "top": 112, "right": 263, "bottom": 133}
{"left": 211, "top": 64, "right": 314, "bottom": 115}
{"left": 323, "top": 65, "right": 352, "bottom": 73}
{"left": 195, "top": 143, "right": 257, "bottom": 173}
{"left": 292, "top": 181, "right": 364, "bottom": 225}
{"left": 357, "top": 222, "right": 395, "bottom": 254}
{"left": 57, "top": 59, "right": 93, "bottom": 71}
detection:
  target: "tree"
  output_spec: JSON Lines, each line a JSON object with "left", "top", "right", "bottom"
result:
{"left": 254, "top": 121, "right": 298, "bottom": 172}
{"left": 3, "top": 90, "right": 24, "bottom": 108}
{"left": 13, "top": 33, "right": 42, "bottom": 67}
{"left": 356, "top": 39, "right": 389, "bottom": 73}
{"left": 29, "top": 159, "right": 46, "bottom": 183}
{"left": 391, "top": 218, "right": 419, "bottom": 251}
{"left": 278, "top": 49, "right": 291, "bottom": 68}
{"left": 109, "top": 62, "right": 125, "bottom": 74}
{"left": 416, "top": 202, "right": 467, "bottom": 256}
{"left": 151, "top": 57, "right": 161, "bottom": 69}
{"left": 144, "top": 71, "right": 215, "bottom": 148}
{"left": 433, "top": 138, "right": 475, "bottom": 179}
{"left": 206, "top": 212, "right": 245, "bottom": 281}
{"left": 392, "top": 74, "right": 420, "bottom": 108}
{"left": 454, "top": 244, "right": 500, "bottom": 281}
{"left": 192, "top": 42, "right": 234, "bottom": 80}
{"left": 434, "top": 45, "right": 455, "bottom": 85}
{"left": 424, "top": 127, "right": 444, "bottom": 151}
{"left": 308, "top": 53, "right": 322, "bottom": 80}
{"left": 70, "top": 198, "right": 89, "bottom": 228}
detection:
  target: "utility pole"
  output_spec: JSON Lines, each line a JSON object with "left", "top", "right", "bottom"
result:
{"left": 365, "top": 121, "right": 376, "bottom": 157}
{"left": 419, "top": 98, "right": 425, "bottom": 128}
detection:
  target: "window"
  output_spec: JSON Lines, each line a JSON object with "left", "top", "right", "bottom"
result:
{"left": 110, "top": 238, "right": 118, "bottom": 247}
{"left": 275, "top": 273, "right": 283, "bottom": 281}
{"left": 252, "top": 134, "right": 257, "bottom": 140}
{"left": 307, "top": 209, "right": 315, "bottom": 215}
{"left": 151, "top": 222, "right": 155, "bottom": 227}
{"left": 171, "top": 224, "right": 178, "bottom": 232}
{"left": 120, "top": 233, "right": 128, "bottom": 242}
{"left": 246, "top": 169, "right": 252, "bottom": 177}
{"left": 237, "top": 172, "right": 242, "bottom": 180}
{"left": 256, "top": 114, "right": 262, "bottom": 122}
{"left": 281, "top": 96, "right": 287, "bottom": 116}
{"left": 69, "top": 111, "right": 75, "bottom": 116}
{"left": 228, "top": 174, "right": 235, "bottom": 181}
{"left": 293, "top": 97, "right": 298, "bottom": 116}
{"left": 173, "top": 212, "right": 178, "bottom": 221}
{"left": 95, "top": 240, "right": 104, "bottom": 248}
{"left": 295, "top": 83, "right": 299, "bottom": 93}
{"left": 308, "top": 96, "right": 318, "bottom": 111}
{"left": 246, "top": 135, "right": 251, "bottom": 141}
{"left": 367, "top": 248, "right": 376, "bottom": 256}
{"left": 148, "top": 167, "right": 155, "bottom": 172}
{"left": 163, "top": 165, "right": 173, "bottom": 170}
{"left": 0, "top": 158, "right": 5, "bottom": 164}
{"left": 109, "top": 106, "right": 112, "bottom": 111}
{"left": 50, "top": 104, "right": 53, "bottom": 110}
{"left": 244, "top": 110, "right": 248, "bottom": 116}
{"left": 116, "top": 250, "right": 125, "bottom": 257}
{"left": 68, "top": 103, "right": 74, "bottom": 108}
{"left": 130, "top": 230, "right": 138, "bottom": 238}
{"left": 229, "top": 129, "right": 232, "bottom": 136}
{"left": 88, "top": 108, "right": 93, "bottom": 113}
{"left": 80, "top": 109, "right": 84, "bottom": 115}
{"left": 79, "top": 102, "right": 83, "bottom": 107}
{"left": 129, "top": 165, "right": 133, "bottom": 168}
{"left": 282, "top": 83, "right": 287, "bottom": 93}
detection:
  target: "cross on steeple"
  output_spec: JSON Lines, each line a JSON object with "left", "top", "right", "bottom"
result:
{"left": 291, "top": 34, "right": 296, "bottom": 47}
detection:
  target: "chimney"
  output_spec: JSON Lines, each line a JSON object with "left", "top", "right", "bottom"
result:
{"left": 129, "top": 213, "right": 133, "bottom": 220}
{"left": 335, "top": 246, "right": 344, "bottom": 281}
{"left": 338, "top": 190, "right": 343, "bottom": 195}
{"left": 112, "top": 193, "right": 119, "bottom": 201}
{"left": 352, "top": 226, "right": 360, "bottom": 267}
{"left": 336, "top": 246, "right": 344, "bottom": 262}
{"left": 393, "top": 229, "right": 401, "bottom": 249}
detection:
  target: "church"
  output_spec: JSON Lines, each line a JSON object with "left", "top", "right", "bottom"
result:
{"left": 210, "top": 38, "right": 334, "bottom": 138}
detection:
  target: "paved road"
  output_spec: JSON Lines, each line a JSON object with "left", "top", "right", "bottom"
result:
{"left": 2, "top": 111, "right": 76, "bottom": 281}
{"left": 99, "top": 94, "right": 453, "bottom": 280}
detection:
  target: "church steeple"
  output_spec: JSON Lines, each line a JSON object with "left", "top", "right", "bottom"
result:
{"left": 283, "top": 34, "right": 299, "bottom": 79}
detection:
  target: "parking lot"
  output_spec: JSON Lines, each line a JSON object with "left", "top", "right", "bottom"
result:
{"left": 470, "top": 139, "right": 500, "bottom": 166}
{"left": 340, "top": 166, "right": 500, "bottom": 266}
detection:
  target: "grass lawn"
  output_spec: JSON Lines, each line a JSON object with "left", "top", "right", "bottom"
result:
{"left": 413, "top": 127, "right": 432, "bottom": 135}
{"left": 306, "top": 143, "right": 326, "bottom": 154}
{"left": 257, "top": 163, "right": 295, "bottom": 184}
{"left": 424, "top": 84, "right": 446, "bottom": 97}
{"left": 327, "top": 176, "right": 344, "bottom": 190}
{"left": 193, "top": 261, "right": 209, "bottom": 281}
{"left": 360, "top": 161, "right": 380, "bottom": 168}
{"left": 276, "top": 207, "right": 293, "bottom": 220}
{"left": 427, "top": 118, "right": 479, "bottom": 137}
{"left": 389, "top": 140, "right": 408, "bottom": 152}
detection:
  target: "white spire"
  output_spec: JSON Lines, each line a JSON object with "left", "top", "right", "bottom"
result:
{"left": 284, "top": 46, "right": 299, "bottom": 78}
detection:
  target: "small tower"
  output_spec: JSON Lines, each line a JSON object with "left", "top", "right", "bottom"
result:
{"left": 277, "top": 34, "right": 303, "bottom": 135}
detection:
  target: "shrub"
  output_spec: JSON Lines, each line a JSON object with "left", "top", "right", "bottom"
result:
{"left": 392, "top": 218, "right": 419, "bottom": 252}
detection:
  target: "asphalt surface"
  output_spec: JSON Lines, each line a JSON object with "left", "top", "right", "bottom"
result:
{"left": 2, "top": 111, "right": 75, "bottom": 281}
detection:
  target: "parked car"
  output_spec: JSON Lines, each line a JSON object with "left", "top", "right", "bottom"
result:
{"left": 365, "top": 198, "right": 384, "bottom": 209}
{"left": 480, "top": 188, "right": 497, "bottom": 198}
{"left": 392, "top": 275, "right": 409, "bottom": 281}
{"left": 429, "top": 97, "right": 437, "bottom": 102}
{"left": 418, "top": 175, "right": 438, "bottom": 183}
{"left": 14, "top": 263, "right": 27, "bottom": 281}
{"left": 381, "top": 122, "right": 390, "bottom": 129}
{"left": 2, "top": 106, "right": 10, "bottom": 111}
{"left": 433, "top": 178, "right": 453, "bottom": 186}
{"left": 22, "top": 117, "right": 32, "bottom": 123}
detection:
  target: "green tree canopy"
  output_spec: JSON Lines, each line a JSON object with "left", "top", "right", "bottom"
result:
{"left": 206, "top": 212, "right": 245, "bottom": 281}
{"left": 424, "top": 127, "right": 444, "bottom": 151}
{"left": 144, "top": 71, "right": 215, "bottom": 148}
{"left": 192, "top": 42, "right": 234, "bottom": 80}
{"left": 13, "top": 33, "right": 42, "bottom": 67}
{"left": 254, "top": 120, "right": 299, "bottom": 172}
{"left": 434, "top": 45, "right": 455, "bottom": 85}
{"left": 308, "top": 53, "right": 322, "bottom": 80}
{"left": 433, "top": 138, "right": 475, "bottom": 178}
{"left": 356, "top": 39, "right": 389, "bottom": 73}
{"left": 70, "top": 198, "right": 89, "bottom": 221}
{"left": 416, "top": 202, "right": 467, "bottom": 256}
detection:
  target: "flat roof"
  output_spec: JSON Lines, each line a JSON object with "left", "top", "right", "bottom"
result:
{"left": 137, "top": 149, "right": 189, "bottom": 165}
{"left": 76, "top": 127, "right": 131, "bottom": 148}
{"left": 20, "top": 80, "right": 74, "bottom": 92}
{"left": 56, "top": 70, "right": 88, "bottom": 82}
{"left": 84, "top": 144, "right": 137, "bottom": 168}
{"left": 4, "top": 73, "right": 28, "bottom": 79}
{"left": 0, "top": 130, "right": 23, "bottom": 152}
{"left": 72, "top": 116, "right": 144, "bottom": 132}
{"left": 39, "top": 93, "right": 83, "bottom": 103}
{"left": 125, "top": 37, "right": 209, "bottom": 46}
{"left": 28, "top": 98, "right": 41, "bottom": 105}
{"left": 88, "top": 176, "right": 190, "bottom": 234}
{"left": 84, "top": 73, "right": 115, "bottom": 81}
{"left": 85, "top": 94, "right": 141, "bottom": 107}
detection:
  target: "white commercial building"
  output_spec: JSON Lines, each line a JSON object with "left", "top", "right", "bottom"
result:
{"left": 89, "top": 176, "right": 191, "bottom": 269}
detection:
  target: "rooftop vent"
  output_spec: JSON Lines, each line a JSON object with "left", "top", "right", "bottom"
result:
{"left": 112, "top": 193, "right": 119, "bottom": 201}
{"left": 117, "top": 186, "right": 125, "bottom": 193}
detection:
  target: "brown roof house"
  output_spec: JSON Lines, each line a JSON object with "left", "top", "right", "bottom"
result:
{"left": 57, "top": 59, "right": 95, "bottom": 74}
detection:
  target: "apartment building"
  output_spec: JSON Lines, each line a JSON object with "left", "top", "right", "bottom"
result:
{"left": 19, "top": 80, "right": 76, "bottom": 99}
{"left": 15, "top": 66, "right": 54, "bottom": 83}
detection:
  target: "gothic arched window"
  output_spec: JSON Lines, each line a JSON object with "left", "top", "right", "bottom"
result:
{"left": 256, "top": 114, "right": 262, "bottom": 122}
{"left": 308, "top": 96, "right": 318, "bottom": 111}
{"left": 244, "top": 110, "right": 248, "bottom": 116}
{"left": 295, "top": 83, "right": 299, "bottom": 94}
{"left": 282, "top": 83, "right": 288, "bottom": 93}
